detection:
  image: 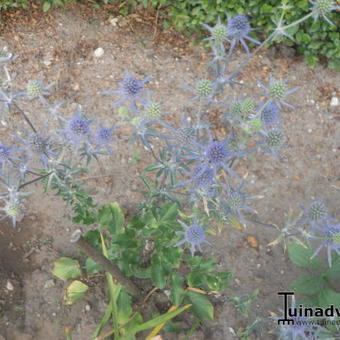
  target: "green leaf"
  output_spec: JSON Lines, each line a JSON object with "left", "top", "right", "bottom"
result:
{"left": 159, "top": 203, "right": 178, "bottom": 223}
{"left": 117, "top": 290, "right": 133, "bottom": 324}
{"left": 318, "top": 289, "right": 340, "bottom": 308}
{"left": 325, "top": 255, "right": 340, "bottom": 278}
{"left": 169, "top": 273, "right": 185, "bottom": 306}
{"left": 151, "top": 261, "right": 167, "bottom": 289}
{"left": 298, "top": 295, "right": 319, "bottom": 308}
{"left": 52, "top": 257, "right": 81, "bottom": 281}
{"left": 124, "top": 304, "right": 191, "bottom": 336}
{"left": 186, "top": 291, "right": 214, "bottom": 320}
{"left": 287, "top": 242, "right": 320, "bottom": 270}
{"left": 97, "top": 202, "right": 124, "bottom": 234}
{"left": 85, "top": 257, "right": 102, "bottom": 275}
{"left": 290, "top": 274, "right": 324, "bottom": 295}
{"left": 42, "top": 1, "right": 51, "bottom": 12}
{"left": 64, "top": 280, "right": 89, "bottom": 305}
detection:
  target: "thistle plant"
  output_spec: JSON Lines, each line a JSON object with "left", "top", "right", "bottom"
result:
{"left": 0, "top": 2, "right": 339, "bottom": 338}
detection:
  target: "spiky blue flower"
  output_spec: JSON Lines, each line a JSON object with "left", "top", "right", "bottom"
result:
{"left": 202, "top": 17, "right": 228, "bottom": 45}
{"left": 0, "top": 196, "right": 25, "bottom": 227}
{"left": 300, "top": 199, "right": 334, "bottom": 230}
{"left": 182, "top": 79, "right": 215, "bottom": 103}
{"left": 160, "top": 114, "right": 200, "bottom": 151}
{"left": 174, "top": 220, "right": 210, "bottom": 255}
{"left": 258, "top": 127, "right": 286, "bottom": 157}
{"left": 102, "top": 71, "right": 152, "bottom": 111}
{"left": 93, "top": 124, "right": 116, "bottom": 146}
{"left": 60, "top": 112, "right": 93, "bottom": 145}
{"left": 258, "top": 74, "right": 299, "bottom": 109}
{"left": 227, "top": 15, "right": 260, "bottom": 55}
{"left": 310, "top": 221, "right": 340, "bottom": 267}
{"left": 15, "top": 131, "right": 56, "bottom": 168}
{"left": 260, "top": 101, "right": 281, "bottom": 128}
{"left": 176, "top": 164, "right": 217, "bottom": 200}
{"left": 309, "top": 0, "right": 340, "bottom": 26}
{"left": 187, "top": 131, "right": 241, "bottom": 178}
{"left": 0, "top": 180, "right": 30, "bottom": 227}
{"left": 221, "top": 182, "right": 257, "bottom": 223}
{"left": 0, "top": 143, "right": 19, "bottom": 171}
{"left": 23, "top": 78, "right": 54, "bottom": 105}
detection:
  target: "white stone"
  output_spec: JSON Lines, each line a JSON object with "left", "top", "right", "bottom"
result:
{"left": 330, "top": 97, "right": 339, "bottom": 106}
{"left": 94, "top": 47, "right": 104, "bottom": 58}
{"left": 44, "top": 279, "right": 55, "bottom": 289}
{"left": 6, "top": 280, "right": 14, "bottom": 291}
{"left": 110, "top": 17, "right": 119, "bottom": 26}
{"left": 85, "top": 304, "right": 91, "bottom": 312}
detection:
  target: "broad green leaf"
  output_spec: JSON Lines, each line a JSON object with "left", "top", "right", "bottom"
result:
{"left": 42, "top": 1, "right": 51, "bottom": 12}
{"left": 151, "top": 261, "right": 167, "bottom": 289}
{"left": 117, "top": 290, "right": 133, "bottom": 324}
{"left": 186, "top": 291, "right": 214, "bottom": 320}
{"left": 169, "top": 273, "right": 185, "bottom": 306}
{"left": 160, "top": 203, "right": 178, "bottom": 223}
{"left": 298, "top": 295, "right": 319, "bottom": 308}
{"left": 52, "top": 257, "right": 81, "bottom": 281}
{"left": 287, "top": 242, "right": 320, "bottom": 270}
{"left": 97, "top": 203, "right": 124, "bottom": 234}
{"left": 290, "top": 274, "right": 324, "bottom": 295}
{"left": 325, "top": 255, "right": 340, "bottom": 278}
{"left": 85, "top": 257, "right": 102, "bottom": 275}
{"left": 64, "top": 280, "right": 89, "bottom": 305}
{"left": 318, "top": 289, "right": 340, "bottom": 308}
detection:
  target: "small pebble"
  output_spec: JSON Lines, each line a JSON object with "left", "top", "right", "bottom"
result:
{"left": 85, "top": 304, "right": 91, "bottom": 312}
{"left": 330, "top": 97, "right": 339, "bottom": 106}
{"left": 44, "top": 279, "right": 55, "bottom": 289}
{"left": 6, "top": 280, "right": 14, "bottom": 291}
{"left": 94, "top": 47, "right": 104, "bottom": 58}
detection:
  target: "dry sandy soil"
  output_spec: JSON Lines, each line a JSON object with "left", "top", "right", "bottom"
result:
{"left": 0, "top": 3, "right": 339, "bottom": 340}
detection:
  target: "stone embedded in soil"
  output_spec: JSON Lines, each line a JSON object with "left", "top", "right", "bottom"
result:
{"left": 43, "top": 279, "right": 55, "bottom": 289}
{"left": 94, "top": 47, "right": 104, "bottom": 58}
{"left": 330, "top": 97, "right": 339, "bottom": 106}
{"left": 6, "top": 280, "right": 14, "bottom": 291}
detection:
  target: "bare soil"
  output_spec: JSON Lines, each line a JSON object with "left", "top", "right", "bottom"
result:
{"left": 0, "top": 3, "right": 339, "bottom": 340}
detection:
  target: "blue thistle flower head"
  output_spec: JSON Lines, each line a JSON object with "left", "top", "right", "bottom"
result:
{"left": 174, "top": 220, "right": 210, "bottom": 255}
{"left": 61, "top": 112, "right": 93, "bottom": 145}
{"left": 258, "top": 74, "right": 299, "bottom": 109}
{"left": 206, "top": 140, "right": 230, "bottom": 165}
{"left": 220, "top": 182, "right": 257, "bottom": 223}
{"left": 310, "top": 221, "right": 340, "bottom": 267}
{"left": 24, "top": 77, "right": 54, "bottom": 104}
{"left": 176, "top": 163, "right": 217, "bottom": 201}
{"left": 0, "top": 143, "right": 18, "bottom": 170}
{"left": 182, "top": 79, "right": 215, "bottom": 103}
{"left": 0, "top": 196, "right": 24, "bottom": 227}
{"left": 309, "top": 0, "right": 340, "bottom": 25}
{"left": 16, "top": 131, "right": 56, "bottom": 168}
{"left": 202, "top": 17, "right": 228, "bottom": 44}
{"left": 94, "top": 124, "right": 116, "bottom": 146}
{"left": 187, "top": 131, "right": 241, "bottom": 178}
{"left": 300, "top": 199, "right": 333, "bottom": 230}
{"left": 227, "top": 15, "right": 260, "bottom": 55}
{"left": 102, "top": 71, "right": 152, "bottom": 111}
{"left": 261, "top": 101, "right": 281, "bottom": 128}
{"left": 258, "top": 127, "right": 285, "bottom": 157}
